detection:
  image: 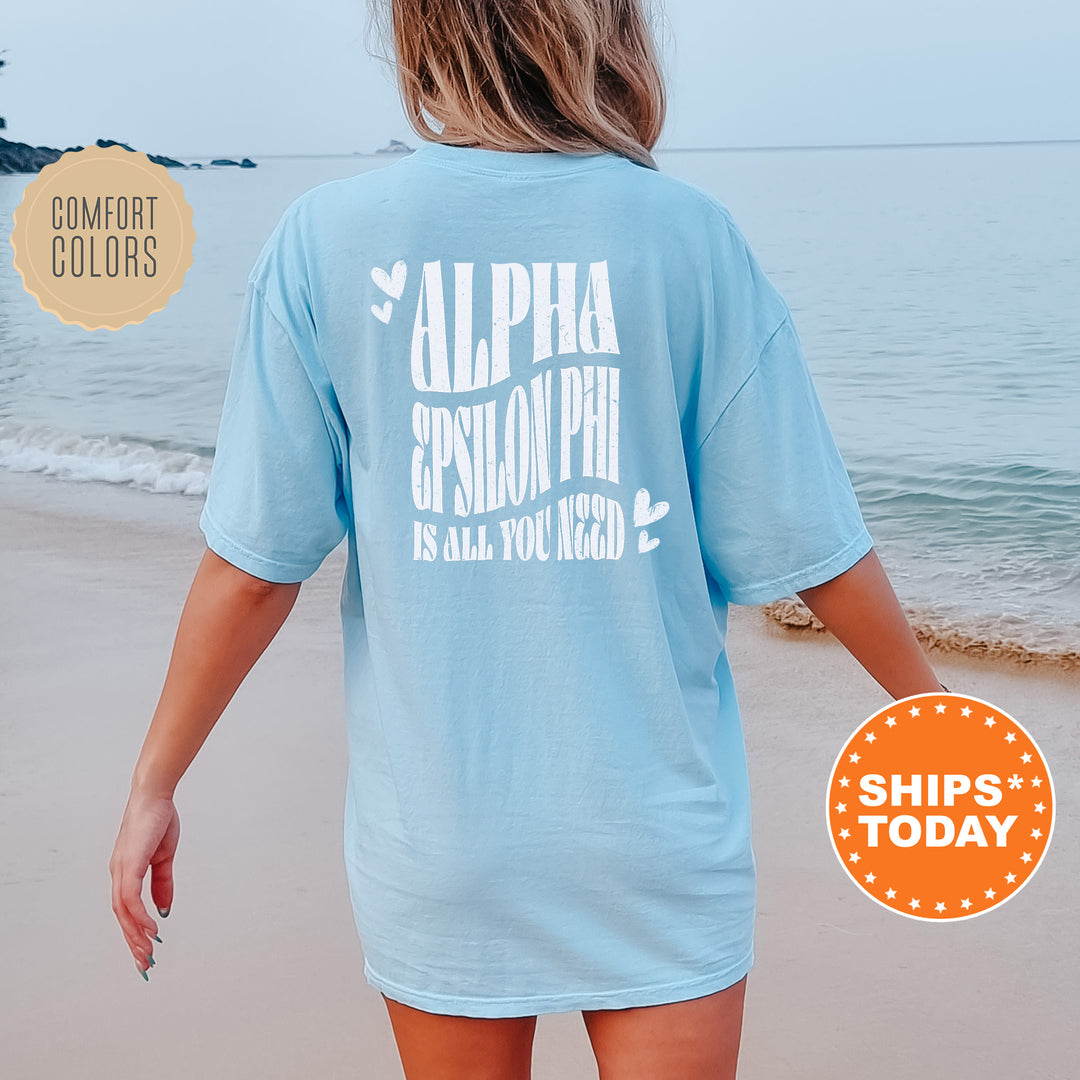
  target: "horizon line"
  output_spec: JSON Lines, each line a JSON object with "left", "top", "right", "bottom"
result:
{"left": 658, "top": 137, "right": 1080, "bottom": 153}
{"left": 183, "top": 136, "right": 1080, "bottom": 160}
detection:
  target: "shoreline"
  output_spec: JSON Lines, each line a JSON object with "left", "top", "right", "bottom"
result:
{"left": 2, "top": 452, "right": 1077, "bottom": 659}
{"left": 2, "top": 466, "right": 1078, "bottom": 1077}
{"left": 762, "top": 597, "right": 1080, "bottom": 671}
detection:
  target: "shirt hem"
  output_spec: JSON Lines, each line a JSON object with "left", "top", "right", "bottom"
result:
{"left": 361, "top": 946, "right": 755, "bottom": 1018}
{"left": 725, "top": 527, "right": 874, "bottom": 606}
{"left": 198, "top": 503, "right": 324, "bottom": 583}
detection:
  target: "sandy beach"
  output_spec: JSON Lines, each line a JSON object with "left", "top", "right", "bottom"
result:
{"left": 1, "top": 467, "right": 1077, "bottom": 1079}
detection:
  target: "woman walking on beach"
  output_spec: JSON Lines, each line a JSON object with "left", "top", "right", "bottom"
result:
{"left": 110, "top": 2, "right": 945, "bottom": 1076}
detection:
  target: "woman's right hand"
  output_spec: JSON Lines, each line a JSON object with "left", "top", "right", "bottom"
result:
{"left": 107, "top": 549, "right": 301, "bottom": 979}
{"left": 109, "top": 790, "right": 180, "bottom": 977}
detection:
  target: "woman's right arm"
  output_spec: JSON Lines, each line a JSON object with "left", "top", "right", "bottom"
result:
{"left": 109, "top": 548, "right": 301, "bottom": 977}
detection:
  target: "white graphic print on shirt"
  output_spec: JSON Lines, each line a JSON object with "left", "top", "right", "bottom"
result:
{"left": 370, "top": 258, "right": 668, "bottom": 563}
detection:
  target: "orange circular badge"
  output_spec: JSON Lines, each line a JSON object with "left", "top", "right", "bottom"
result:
{"left": 9, "top": 143, "right": 195, "bottom": 330}
{"left": 827, "top": 692, "right": 1055, "bottom": 921}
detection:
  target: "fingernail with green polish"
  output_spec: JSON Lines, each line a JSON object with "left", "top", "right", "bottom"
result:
{"left": 148, "top": 956, "right": 156, "bottom": 967}
{"left": 153, "top": 934, "right": 162, "bottom": 943}
{"left": 140, "top": 967, "right": 149, "bottom": 981}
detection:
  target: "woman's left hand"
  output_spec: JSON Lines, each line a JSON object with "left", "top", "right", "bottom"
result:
{"left": 109, "top": 791, "right": 180, "bottom": 977}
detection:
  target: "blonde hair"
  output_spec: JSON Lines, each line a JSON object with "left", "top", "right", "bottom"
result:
{"left": 368, "top": 0, "right": 668, "bottom": 170}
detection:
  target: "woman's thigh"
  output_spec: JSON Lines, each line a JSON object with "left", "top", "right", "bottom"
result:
{"left": 382, "top": 994, "right": 539, "bottom": 1080}
{"left": 581, "top": 975, "right": 748, "bottom": 1080}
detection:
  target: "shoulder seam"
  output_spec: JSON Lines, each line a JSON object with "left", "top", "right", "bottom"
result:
{"left": 250, "top": 280, "right": 297, "bottom": 350}
{"left": 248, "top": 280, "right": 344, "bottom": 467}
{"left": 250, "top": 279, "right": 331, "bottom": 381}
{"left": 690, "top": 311, "right": 792, "bottom": 461}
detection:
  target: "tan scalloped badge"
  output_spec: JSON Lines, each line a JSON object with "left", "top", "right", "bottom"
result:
{"left": 9, "top": 143, "right": 195, "bottom": 330}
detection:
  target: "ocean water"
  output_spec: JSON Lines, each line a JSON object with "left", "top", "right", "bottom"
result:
{"left": 1, "top": 144, "right": 1078, "bottom": 657}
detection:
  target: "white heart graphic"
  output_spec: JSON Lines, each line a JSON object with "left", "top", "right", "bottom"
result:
{"left": 638, "top": 531, "right": 660, "bottom": 554}
{"left": 633, "top": 488, "right": 670, "bottom": 528}
{"left": 371, "top": 260, "right": 407, "bottom": 299}
{"left": 371, "top": 300, "right": 392, "bottom": 323}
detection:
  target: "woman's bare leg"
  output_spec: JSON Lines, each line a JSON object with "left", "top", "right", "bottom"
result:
{"left": 581, "top": 975, "right": 748, "bottom": 1080}
{"left": 382, "top": 994, "right": 539, "bottom": 1080}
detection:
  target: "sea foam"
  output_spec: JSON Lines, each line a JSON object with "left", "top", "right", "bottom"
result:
{"left": 0, "top": 420, "right": 211, "bottom": 496}
{"left": 762, "top": 597, "right": 1080, "bottom": 669}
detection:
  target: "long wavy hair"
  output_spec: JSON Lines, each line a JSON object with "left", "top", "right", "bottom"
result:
{"left": 368, "top": 0, "right": 668, "bottom": 170}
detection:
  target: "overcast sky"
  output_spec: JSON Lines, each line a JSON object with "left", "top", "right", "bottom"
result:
{"left": 3, "top": 0, "right": 1078, "bottom": 158}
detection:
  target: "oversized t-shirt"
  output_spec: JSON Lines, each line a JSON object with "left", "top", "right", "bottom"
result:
{"left": 199, "top": 140, "right": 874, "bottom": 1018}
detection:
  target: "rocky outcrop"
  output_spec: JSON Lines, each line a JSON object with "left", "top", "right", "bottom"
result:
{"left": 92, "top": 138, "right": 187, "bottom": 167}
{"left": 0, "top": 135, "right": 69, "bottom": 174}
{"left": 0, "top": 136, "right": 256, "bottom": 174}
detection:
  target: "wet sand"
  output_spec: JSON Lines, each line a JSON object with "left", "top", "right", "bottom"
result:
{"left": 1, "top": 467, "right": 1076, "bottom": 1079}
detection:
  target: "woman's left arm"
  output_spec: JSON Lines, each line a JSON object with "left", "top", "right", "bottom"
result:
{"left": 795, "top": 547, "right": 946, "bottom": 700}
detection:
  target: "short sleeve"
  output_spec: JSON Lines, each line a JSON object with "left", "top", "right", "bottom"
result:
{"left": 688, "top": 312, "right": 874, "bottom": 605}
{"left": 198, "top": 279, "right": 350, "bottom": 583}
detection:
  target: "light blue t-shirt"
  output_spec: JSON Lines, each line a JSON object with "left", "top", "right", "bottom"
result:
{"left": 199, "top": 140, "right": 873, "bottom": 1017}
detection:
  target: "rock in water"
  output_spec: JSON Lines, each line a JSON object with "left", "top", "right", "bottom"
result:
{"left": 95, "top": 138, "right": 187, "bottom": 169}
